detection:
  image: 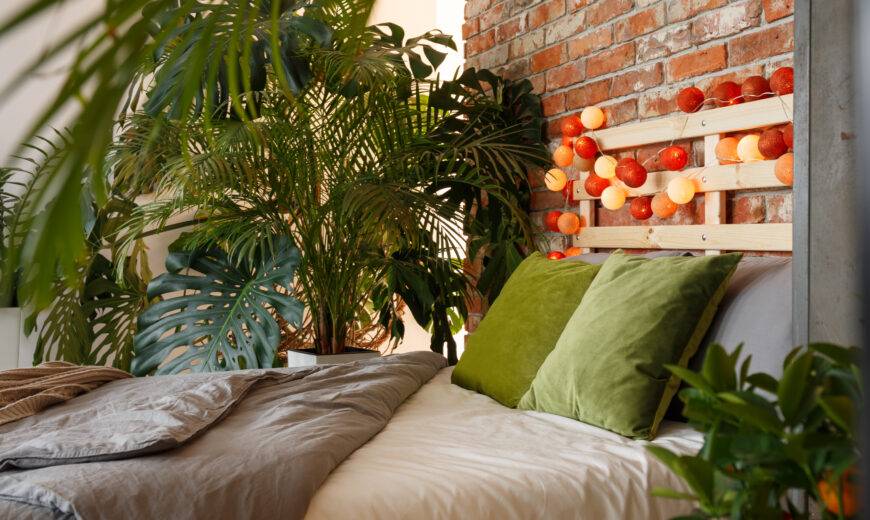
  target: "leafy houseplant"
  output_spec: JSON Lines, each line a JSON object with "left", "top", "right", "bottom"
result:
{"left": 649, "top": 343, "right": 862, "bottom": 519}
{"left": 1, "top": 1, "right": 547, "bottom": 373}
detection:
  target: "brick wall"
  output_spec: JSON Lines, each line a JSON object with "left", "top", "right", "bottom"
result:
{"left": 463, "top": 0, "right": 794, "bottom": 254}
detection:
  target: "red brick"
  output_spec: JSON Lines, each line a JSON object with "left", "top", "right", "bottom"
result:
{"left": 586, "top": 0, "right": 632, "bottom": 26}
{"left": 732, "top": 194, "right": 766, "bottom": 223}
{"left": 690, "top": 1, "right": 762, "bottom": 44}
{"left": 666, "top": 44, "right": 727, "bottom": 82}
{"left": 546, "top": 13, "right": 586, "bottom": 44}
{"left": 567, "top": 26, "right": 612, "bottom": 59}
{"left": 610, "top": 63, "right": 663, "bottom": 98}
{"left": 666, "top": 0, "right": 728, "bottom": 23}
{"left": 546, "top": 62, "right": 584, "bottom": 90}
{"left": 466, "top": 30, "right": 496, "bottom": 55}
{"left": 565, "top": 78, "right": 611, "bottom": 109}
{"left": 546, "top": 118, "right": 562, "bottom": 138}
{"left": 542, "top": 93, "right": 566, "bottom": 116}
{"left": 636, "top": 23, "right": 691, "bottom": 62}
{"left": 763, "top": 0, "right": 794, "bottom": 22}
{"left": 496, "top": 55, "right": 530, "bottom": 79}
{"left": 509, "top": 28, "right": 545, "bottom": 59}
{"left": 466, "top": 0, "right": 492, "bottom": 18}
{"left": 586, "top": 42, "right": 635, "bottom": 78}
{"left": 600, "top": 98, "right": 638, "bottom": 127}
{"left": 529, "top": 73, "right": 546, "bottom": 94}
{"left": 463, "top": 18, "right": 480, "bottom": 40}
{"left": 766, "top": 193, "right": 793, "bottom": 223}
{"left": 530, "top": 44, "right": 564, "bottom": 72}
{"left": 479, "top": 3, "right": 506, "bottom": 31}
{"left": 531, "top": 190, "right": 566, "bottom": 210}
{"left": 615, "top": 4, "right": 666, "bottom": 42}
{"left": 496, "top": 17, "right": 524, "bottom": 43}
{"left": 529, "top": 0, "right": 566, "bottom": 29}
{"left": 638, "top": 90, "right": 676, "bottom": 119}
{"left": 728, "top": 22, "right": 794, "bottom": 66}
{"left": 569, "top": 0, "right": 589, "bottom": 12}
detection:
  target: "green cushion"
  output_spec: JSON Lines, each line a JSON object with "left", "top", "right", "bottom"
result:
{"left": 518, "top": 251, "right": 741, "bottom": 439}
{"left": 451, "top": 252, "right": 601, "bottom": 407}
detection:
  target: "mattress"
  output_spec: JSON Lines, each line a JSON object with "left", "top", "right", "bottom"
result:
{"left": 306, "top": 367, "right": 702, "bottom": 520}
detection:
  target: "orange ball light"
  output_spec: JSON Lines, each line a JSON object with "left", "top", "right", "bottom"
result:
{"left": 667, "top": 177, "right": 696, "bottom": 204}
{"left": 715, "top": 137, "right": 740, "bottom": 164}
{"left": 775, "top": 152, "right": 793, "bottom": 186}
{"left": 565, "top": 246, "right": 583, "bottom": 257}
{"left": 594, "top": 155, "right": 617, "bottom": 179}
{"left": 601, "top": 186, "right": 626, "bottom": 210}
{"left": 651, "top": 192, "right": 678, "bottom": 218}
{"left": 557, "top": 212, "right": 582, "bottom": 235}
{"left": 736, "top": 134, "right": 765, "bottom": 162}
{"left": 553, "top": 145, "right": 574, "bottom": 168}
{"left": 580, "top": 106, "right": 606, "bottom": 130}
{"left": 545, "top": 168, "right": 568, "bottom": 191}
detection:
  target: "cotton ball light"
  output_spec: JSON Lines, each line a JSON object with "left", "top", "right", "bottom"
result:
{"left": 580, "top": 106, "right": 606, "bottom": 130}
{"left": 758, "top": 129, "right": 787, "bottom": 159}
{"left": 715, "top": 137, "right": 740, "bottom": 164}
{"left": 560, "top": 114, "right": 584, "bottom": 137}
{"left": 574, "top": 136, "right": 599, "bottom": 159}
{"left": 584, "top": 173, "right": 611, "bottom": 197}
{"left": 561, "top": 135, "right": 574, "bottom": 147}
{"left": 770, "top": 66, "right": 794, "bottom": 95}
{"left": 660, "top": 146, "right": 689, "bottom": 171}
{"left": 545, "top": 168, "right": 568, "bottom": 191}
{"left": 651, "top": 192, "right": 678, "bottom": 218}
{"left": 594, "top": 155, "right": 617, "bottom": 179}
{"left": 736, "top": 134, "right": 765, "bottom": 162}
{"left": 775, "top": 153, "right": 793, "bottom": 186}
{"left": 676, "top": 87, "right": 705, "bottom": 113}
{"left": 782, "top": 123, "right": 793, "bottom": 149}
{"left": 544, "top": 210, "right": 562, "bottom": 232}
{"left": 557, "top": 212, "right": 582, "bottom": 235}
{"left": 547, "top": 251, "right": 566, "bottom": 260}
{"left": 630, "top": 196, "right": 653, "bottom": 221}
{"left": 667, "top": 177, "right": 696, "bottom": 204}
{"left": 552, "top": 145, "right": 574, "bottom": 168}
{"left": 565, "top": 246, "right": 583, "bottom": 257}
{"left": 600, "top": 186, "right": 627, "bottom": 210}
{"left": 711, "top": 81, "right": 743, "bottom": 107}
{"left": 741, "top": 75, "right": 772, "bottom": 101}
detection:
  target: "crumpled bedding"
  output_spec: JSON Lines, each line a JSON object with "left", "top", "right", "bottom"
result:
{"left": 0, "top": 351, "right": 446, "bottom": 520}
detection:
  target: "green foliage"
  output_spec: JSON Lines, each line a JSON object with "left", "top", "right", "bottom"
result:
{"left": 650, "top": 343, "right": 862, "bottom": 519}
{"left": 132, "top": 237, "right": 302, "bottom": 375}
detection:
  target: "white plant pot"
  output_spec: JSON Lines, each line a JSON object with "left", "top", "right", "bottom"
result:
{"left": 286, "top": 347, "right": 380, "bottom": 368}
{"left": 0, "top": 307, "right": 37, "bottom": 370}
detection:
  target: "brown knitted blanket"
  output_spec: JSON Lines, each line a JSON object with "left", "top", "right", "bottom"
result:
{"left": 0, "top": 362, "right": 131, "bottom": 426}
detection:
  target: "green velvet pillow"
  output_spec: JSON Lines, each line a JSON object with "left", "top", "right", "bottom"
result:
{"left": 518, "top": 251, "right": 741, "bottom": 439}
{"left": 451, "top": 252, "right": 601, "bottom": 407}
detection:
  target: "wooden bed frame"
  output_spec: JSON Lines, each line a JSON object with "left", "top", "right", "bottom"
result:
{"left": 570, "top": 94, "right": 794, "bottom": 255}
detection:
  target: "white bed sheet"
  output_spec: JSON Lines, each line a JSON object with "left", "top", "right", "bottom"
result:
{"left": 306, "top": 367, "right": 702, "bottom": 520}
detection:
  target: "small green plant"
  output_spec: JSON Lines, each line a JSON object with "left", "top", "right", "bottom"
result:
{"left": 649, "top": 343, "right": 861, "bottom": 519}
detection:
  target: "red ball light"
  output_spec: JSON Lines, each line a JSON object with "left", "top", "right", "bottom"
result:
{"left": 660, "top": 146, "right": 689, "bottom": 171}
{"left": 770, "top": 67, "right": 794, "bottom": 95}
{"left": 741, "top": 75, "right": 772, "bottom": 101}
{"left": 584, "top": 173, "right": 611, "bottom": 197}
{"left": 758, "top": 129, "right": 788, "bottom": 159}
{"left": 622, "top": 161, "right": 648, "bottom": 188}
{"left": 547, "top": 251, "right": 566, "bottom": 260}
{"left": 712, "top": 81, "right": 743, "bottom": 107}
{"left": 782, "top": 123, "right": 793, "bottom": 149}
{"left": 676, "top": 87, "right": 705, "bottom": 113}
{"left": 544, "top": 210, "right": 562, "bottom": 232}
{"left": 560, "top": 114, "right": 584, "bottom": 137}
{"left": 615, "top": 157, "right": 640, "bottom": 183}
{"left": 561, "top": 135, "right": 574, "bottom": 147}
{"left": 561, "top": 179, "right": 577, "bottom": 203}
{"left": 574, "top": 136, "right": 598, "bottom": 159}
{"left": 630, "top": 196, "right": 653, "bottom": 221}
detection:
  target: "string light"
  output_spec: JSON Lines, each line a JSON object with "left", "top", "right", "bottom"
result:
{"left": 580, "top": 106, "right": 606, "bottom": 130}
{"left": 741, "top": 76, "right": 772, "bottom": 101}
{"left": 545, "top": 210, "right": 562, "bottom": 232}
{"left": 560, "top": 114, "right": 584, "bottom": 137}
{"left": 630, "top": 196, "right": 653, "bottom": 221}
{"left": 651, "top": 192, "right": 678, "bottom": 218}
{"left": 660, "top": 146, "right": 688, "bottom": 171}
{"left": 565, "top": 246, "right": 583, "bottom": 257}
{"left": 715, "top": 137, "right": 740, "bottom": 164}
{"left": 667, "top": 177, "right": 696, "bottom": 204}
{"left": 584, "top": 172, "right": 611, "bottom": 197}
{"left": 545, "top": 168, "right": 568, "bottom": 191}
{"left": 775, "top": 153, "right": 793, "bottom": 186}
{"left": 557, "top": 212, "right": 582, "bottom": 235}
{"left": 574, "top": 136, "right": 598, "bottom": 159}
{"left": 736, "top": 134, "right": 765, "bottom": 162}
{"left": 601, "top": 186, "right": 627, "bottom": 210}
{"left": 547, "top": 251, "right": 566, "bottom": 260}
{"left": 712, "top": 81, "right": 743, "bottom": 107}
{"left": 553, "top": 145, "right": 574, "bottom": 168}
{"left": 770, "top": 66, "right": 794, "bottom": 95}
{"left": 758, "top": 129, "right": 788, "bottom": 159}
{"left": 594, "top": 155, "right": 617, "bottom": 179}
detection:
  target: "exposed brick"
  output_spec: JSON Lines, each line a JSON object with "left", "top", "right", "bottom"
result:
{"left": 600, "top": 98, "right": 638, "bottom": 127}
{"left": 666, "top": 44, "right": 727, "bottom": 82}
{"left": 530, "top": 44, "right": 565, "bottom": 72}
{"left": 479, "top": 3, "right": 507, "bottom": 31}
{"left": 766, "top": 192, "right": 793, "bottom": 223}
{"left": 569, "top": 0, "right": 589, "bottom": 12}
{"left": 463, "top": 18, "right": 480, "bottom": 40}
{"left": 529, "top": 0, "right": 566, "bottom": 29}
{"left": 615, "top": 4, "right": 666, "bottom": 42}
{"left": 531, "top": 190, "right": 566, "bottom": 210}
{"left": 529, "top": 73, "right": 546, "bottom": 94}
{"left": 586, "top": 0, "right": 633, "bottom": 26}
{"left": 638, "top": 89, "right": 676, "bottom": 119}
{"left": 466, "top": 0, "right": 492, "bottom": 18}
{"left": 568, "top": 26, "right": 612, "bottom": 59}
{"left": 586, "top": 42, "right": 635, "bottom": 78}
{"left": 732, "top": 194, "right": 766, "bottom": 224}
{"left": 496, "top": 17, "right": 525, "bottom": 43}
{"left": 565, "top": 78, "right": 612, "bottom": 109}
{"left": 541, "top": 93, "right": 566, "bottom": 116}
{"left": 546, "top": 12, "right": 586, "bottom": 44}
{"left": 610, "top": 62, "right": 663, "bottom": 98}
{"left": 546, "top": 61, "right": 584, "bottom": 90}
{"left": 728, "top": 22, "right": 795, "bottom": 66}
{"left": 497, "top": 56, "right": 530, "bottom": 80}
{"left": 666, "top": 0, "right": 728, "bottom": 23}
{"left": 636, "top": 23, "right": 692, "bottom": 62}
{"left": 466, "top": 30, "right": 496, "bottom": 56}
{"left": 690, "top": 0, "right": 762, "bottom": 44}
{"left": 510, "top": 28, "right": 545, "bottom": 59}
{"left": 478, "top": 44, "right": 510, "bottom": 69}
{"left": 763, "top": 0, "right": 794, "bottom": 22}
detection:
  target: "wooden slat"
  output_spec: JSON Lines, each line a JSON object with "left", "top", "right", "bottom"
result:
{"left": 576, "top": 199, "right": 595, "bottom": 253}
{"left": 704, "top": 134, "right": 726, "bottom": 256}
{"left": 589, "top": 94, "right": 793, "bottom": 151}
{"left": 573, "top": 223, "right": 792, "bottom": 251}
{"left": 571, "top": 160, "right": 788, "bottom": 200}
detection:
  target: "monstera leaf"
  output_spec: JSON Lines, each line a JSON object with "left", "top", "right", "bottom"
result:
{"left": 132, "top": 238, "right": 302, "bottom": 375}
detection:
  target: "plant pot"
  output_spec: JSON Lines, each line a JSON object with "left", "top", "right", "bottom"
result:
{"left": 285, "top": 347, "right": 380, "bottom": 368}
{"left": 0, "top": 307, "right": 37, "bottom": 370}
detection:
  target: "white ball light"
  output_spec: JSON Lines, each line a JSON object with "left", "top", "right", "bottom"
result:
{"left": 736, "top": 134, "right": 765, "bottom": 162}
{"left": 667, "top": 177, "right": 696, "bottom": 204}
{"left": 580, "top": 106, "right": 606, "bottom": 130}
{"left": 594, "top": 155, "right": 617, "bottom": 179}
{"left": 601, "top": 186, "right": 626, "bottom": 210}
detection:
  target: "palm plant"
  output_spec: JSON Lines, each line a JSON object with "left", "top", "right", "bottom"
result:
{"left": 1, "top": 0, "right": 547, "bottom": 373}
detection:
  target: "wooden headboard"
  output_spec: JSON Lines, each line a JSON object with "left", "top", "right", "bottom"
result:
{"left": 571, "top": 94, "right": 794, "bottom": 255}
